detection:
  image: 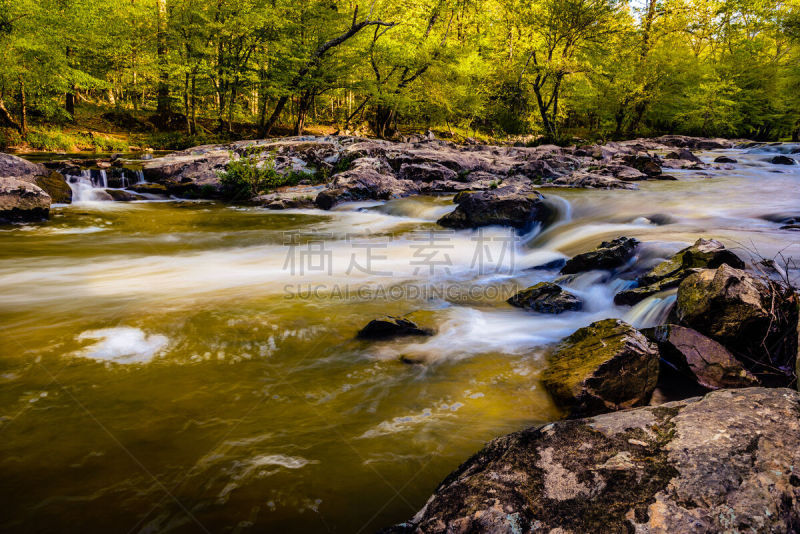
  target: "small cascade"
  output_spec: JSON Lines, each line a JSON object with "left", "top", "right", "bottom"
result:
{"left": 624, "top": 292, "right": 677, "bottom": 329}
{"left": 64, "top": 167, "right": 147, "bottom": 202}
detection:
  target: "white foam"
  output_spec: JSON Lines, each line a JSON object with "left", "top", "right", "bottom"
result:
{"left": 75, "top": 327, "right": 168, "bottom": 364}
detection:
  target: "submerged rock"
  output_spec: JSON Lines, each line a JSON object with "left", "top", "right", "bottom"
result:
{"left": 769, "top": 155, "right": 796, "bottom": 165}
{"left": 549, "top": 171, "right": 638, "bottom": 190}
{"left": 644, "top": 324, "right": 758, "bottom": 389}
{"left": 436, "top": 187, "right": 552, "bottom": 230}
{"left": 506, "top": 282, "right": 582, "bottom": 314}
{"left": 714, "top": 155, "right": 738, "bottom": 163}
{"left": 541, "top": 318, "right": 659, "bottom": 417}
{"left": 0, "top": 177, "right": 51, "bottom": 222}
{"left": 385, "top": 388, "right": 800, "bottom": 534}
{"left": 560, "top": 236, "right": 639, "bottom": 275}
{"left": 104, "top": 189, "right": 146, "bottom": 202}
{"left": 615, "top": 238, "right": 744, "bottom": 305}
{"left": 356, "top": 316, "right": 434, "bottom": 340}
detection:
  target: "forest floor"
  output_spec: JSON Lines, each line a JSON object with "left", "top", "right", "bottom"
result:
{"left": 0, "top": 103, "right": 346, "bottom": 154}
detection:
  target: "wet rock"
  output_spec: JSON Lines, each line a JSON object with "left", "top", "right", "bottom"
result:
{"left": 436, "top": 187, "right": 552, "bottom": 230}
{"left": 507, "top": 282, "right": 582, "bottom": 314}
{"left": 549, "top": 172, "right": 638, "bottom": 190}
{"left": 615, "top": 238, "right": 745, "bottom": 305}
{"left": 527, "top": 258, "right": 567, "bottom": 271}
{"left": 129, "top": 182, "right": 168, "bottom": 194}
{"left": 385, "top": 387, "right": 800, "bottom": 534}
{"left": 714, "top": 155, "right": 738, "bottom": 163}
{"left": 507, "top": 159, "right": 559, "bottom": 181}
{"left": 104, "top": 189, "right": 145, "bottom": 201}
{"left": 665, "top": 148, "right": 701, "bottom": 163}
{"left": 644, "top": 324, "right": 758, "bottom": 389}
{"left": 316, "top": 157, "right": 412, "bottom": 209}
{"left": 541, "top": 319, "right": 659, "bottom": 417}
{"left": 769, "top": 155, "right": 796, "bottom": 165}
{"left": 652, "top": 135, "right": 734, "bottom": 149}
{"left": 33, "top": 171, "right": 71, "bottom": 204}
{"left": 356, "top": 316, "right": 434, "bottom": 340}
{"left": 560, "top": 236, "right": 639, "bottom": 275}
{"left": 0, "top": 177, "right": 51, "bottom": 222}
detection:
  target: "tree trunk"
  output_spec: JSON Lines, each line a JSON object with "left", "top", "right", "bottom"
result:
{"left": 65, "top": 46, "right": 76, "bottom": 118}
{"left": 190, "top": 72, "right": 197, "bottom": 134}
{"left": 183, "top": 72, "right": 191, "bottom": 133}
{"left": 792, "top": 125, "right": 799, "bottom": 142}
{"left": 18, "top": 76, "right": 27, "bottom": 135}
{"left": 156, "top": 0, "right": 170, "bottom": 117}
{"left": 373, "top": 104, "right": 395, "bottom": 138}
{"left": 0, "top": 97, "right": 21, "bottom": 133}
{"left": 261, "top": 95, "right": 288, "bottom": 137}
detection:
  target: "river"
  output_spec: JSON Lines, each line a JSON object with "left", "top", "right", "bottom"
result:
{"left": 0, "top": 144, "right": 798, "bottom": 532}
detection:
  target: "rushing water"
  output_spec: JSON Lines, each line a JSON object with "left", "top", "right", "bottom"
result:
{"left": 1, "top": 145, "right": 798, "bottom": 533}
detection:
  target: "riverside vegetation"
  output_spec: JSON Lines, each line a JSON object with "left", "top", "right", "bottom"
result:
{"left": 1, "top": 0, "right": 800, "bottom": 151}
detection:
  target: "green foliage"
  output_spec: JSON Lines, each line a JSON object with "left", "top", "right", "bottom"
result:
{"left": 218, "top": 154, "right": 300, "bottom": 200}
{"left": 0, "top": 0, "right": 798, "bottom": 143}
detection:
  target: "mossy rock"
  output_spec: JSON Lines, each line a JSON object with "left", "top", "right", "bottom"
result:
{"left": 541, "top": 318, "right": 659, "bottom": 417}
{"left": 34, "top": 171, "right": 72, "bottom": 204}
{"left": 507, "top": 282, "right": 582, "bottom": 313}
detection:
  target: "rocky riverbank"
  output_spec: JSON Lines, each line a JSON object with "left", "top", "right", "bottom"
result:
{"left": 381, "top": 235, "right": 800, "bottom": 532}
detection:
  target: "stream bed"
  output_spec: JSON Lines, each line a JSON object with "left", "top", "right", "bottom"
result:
{"left": 1, "top": 145, "right": 798, "bottom": 533}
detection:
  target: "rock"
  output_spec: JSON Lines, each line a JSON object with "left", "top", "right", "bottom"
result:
{"left": 615, "top": 238, "right": 745, "bottom": 305}
{"left": 104, "top": 189, "right": 145, "bottom": 201}
{"left": 436, "top": 187, "right": 552, "bottom": 230}
{"left": 714, "top": 155, "right": 737, "bottom": 163}
{"left": 356, "top": 316, "right": 434, "bottom": 340}
{"left": 398, "top": 162, "right": 458, "bottom": 182}
{"left": 0, "top": 152, "right": 47, "bottom": 181}
{"left": 142, "top": 148, "right": 231, "bottom": 184}
{"left": 316, "top": 157, "right": 411, "bottom": 209}
{"left": 507, "top": 282, "right": 582, "bottom": 314}
{"left": 769, "top": 155, "right": 796, "bottom": 165}
{"left": 129, "top": 182, "right": 168, "bottom": 194}
{"left": 0, "top": 177, "right": 51, "bottom": 222}
{"left": 549, "top": 171, "right": 638, "bottom": 190}
{"left": 560, "top": 236, "right": 639, "bottom": 275}
{"left": 672, "top": 264, "right": 797, "bottom": 383}
{"left": 762, "top": 212, "right": 800, "bottom": 225}
{"left": 644, "top": 324, "right": 759, "bottom": 389}
{"left": 386, "top": 388, "right": 800, "bottom": 534}
{"left": 651, "top": 135, "right": 734, "bottom": 149}
{"left": 33, "top": 171, "right": 71, "bottom": 204}
{"left": 618, "top": 153, "right": 662, "bottom": 176}
{"left": 526, "top": 258, "right": 567, "bottom": 271}
{"left": 541, "top": 319, "right": 659, "bottom": 416}
{"left": 673, "top": 265, "right": 771, "bottom": 349}
{"left": 507, "top": 159, "right": 559, "bottom": 181}
{"left": 665, "top": 148, "right": 701, "bottom": 163}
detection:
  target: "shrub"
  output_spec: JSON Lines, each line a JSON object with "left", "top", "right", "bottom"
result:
{"left": 217, "top": 154, "right": 300, "bottom": 200}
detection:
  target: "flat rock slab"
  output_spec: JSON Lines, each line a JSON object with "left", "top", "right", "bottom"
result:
{"left": 385, "top": 388, "right": 800, "bottom": 534}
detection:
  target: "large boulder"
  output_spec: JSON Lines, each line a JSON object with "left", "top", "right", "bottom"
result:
{"left": 506, "top": 282, "right": 582, "bottom": 314}
{"left": 549, "top": 171, "right": 639, "bottom": 190}
{"left": 0, "top": 152, "right": 46, "bottom": 181}
{"left": 615, "top": 238, "right": 744, "bottom": 305}
{"left": 673, "top": 265, "right": 771, "bottom": 350}
{"left": 560, "top": 236, "right": 639, "bottom": 275}
{"left": 142, "top": 148, "right": 231, "bottom": 184}
{"left": 436, "top": 187, "right": 553, "bottom": 230}
{"left": 665, "top": 148, "right": 702, "bottom": 163}
{"left": 644, "top": 324, "right": 759, "bottom": 389}
{"left": 673, "top": 265, "right": 798, "bottom": 384}
{"left": 316, "top": 157, "right": 412, "bottom": 209}
{"left": 0, "top": 177, "right": 51, "bottom": 222}
{"left": 386, "top": 388, "right": 800, "bottom": 534}
{"left": 541, "top": 319, "right": 659, "bottom": 417}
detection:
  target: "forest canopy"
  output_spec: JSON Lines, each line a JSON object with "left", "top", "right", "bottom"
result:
{"left": 0, "top": 0, "right": 799, "bottom": 145}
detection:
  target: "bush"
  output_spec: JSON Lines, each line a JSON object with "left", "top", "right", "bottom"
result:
{"left": 217, "top": 154, "right": 301, "bottom": 200}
